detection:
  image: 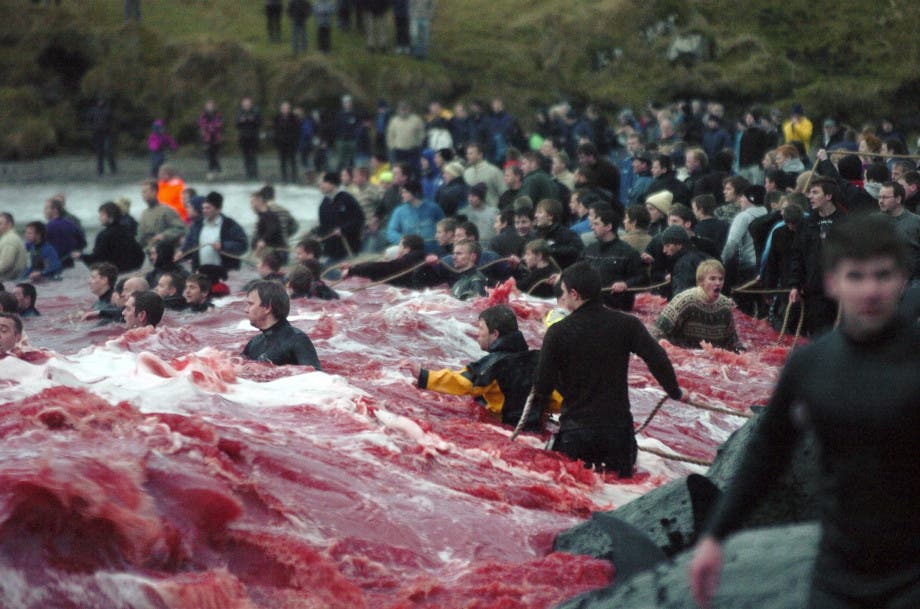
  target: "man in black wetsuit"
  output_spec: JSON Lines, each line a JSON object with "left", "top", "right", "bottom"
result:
{"left": 690, "top": 215, "right": 920, "bottom": 609}
{"left": 531, "top": 262, "right": 682, "bottom": 477}
{"left": 242, "top": 280, "right": 321, "bottom": 368}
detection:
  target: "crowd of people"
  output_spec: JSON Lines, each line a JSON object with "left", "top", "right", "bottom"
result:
{"left": 10, "top": 86, "right": 920, "bottom": 609}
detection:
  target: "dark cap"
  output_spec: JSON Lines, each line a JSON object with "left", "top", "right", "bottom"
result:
{"left": 743, "top": 185, "right": 766, "bottom": 207}
{"left": 661, "top": 225, "right": 690, "bottom": 245}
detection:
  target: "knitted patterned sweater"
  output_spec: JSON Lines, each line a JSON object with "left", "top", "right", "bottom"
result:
{"left": 651, "top": 287, "right": 741, "bottom": 351}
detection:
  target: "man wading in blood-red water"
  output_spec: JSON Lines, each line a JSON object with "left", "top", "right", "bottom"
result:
{"left": 690, "top": 215, "right": 920, "bottom": 609}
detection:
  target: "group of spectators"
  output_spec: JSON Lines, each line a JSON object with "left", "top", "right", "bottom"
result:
{"left": 263, "top": 0, "right": 435, "bottom": 58}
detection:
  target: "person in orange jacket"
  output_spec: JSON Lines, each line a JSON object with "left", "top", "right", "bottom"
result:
{"left": 157, "top": 164, "right": 188, "bottom": 222}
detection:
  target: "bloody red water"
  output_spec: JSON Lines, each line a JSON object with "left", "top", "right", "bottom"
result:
{"left": 0, "top": 268, "right": 790, "bottom": 608}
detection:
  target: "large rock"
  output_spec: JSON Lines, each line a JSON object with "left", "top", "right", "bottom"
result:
{"left": 556, "top": 523, "right": 819, "bottom": 609}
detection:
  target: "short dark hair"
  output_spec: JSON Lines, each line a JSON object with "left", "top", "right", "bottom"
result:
{"left": 652, "top": 154, "right": 672, "bottom": 172}
{"left": 205, "top": 191, "right": 224, "bottom": 209}
{"left": 591, "top": 203, "right": 620, "bottom": 228}
{"left": 901, "top": 171, "right": 920, "bottom": 187}
{"left": 0, "top": 212, "right": 14, "bottom": 226}
{"left": 164, "top": 271, "right": 186, "bottom": 294}
{"left": 478, "top": 304, "right": 518, "bottom": 336}
{"left": 456, "top": 221, "right": 479, "bottom": 241}
{"left": 497, "top": 208, "right": 515, "bottom": 227}
{"left": 668, "top": 203, "right": 694, "bottom": 224}
{"left": 260, "top": 250, "right": 284, "bottom": 273}
{"left": 823, "top": 214, "right": 909, "bottom": 273}
{"left": 401, "top": 234, "right": 425, "bottom": 252}
{"left": 865, "top": 162, "right": 890, "bottom": 183}
{"left": 249, "top": 280, "right": 290, "bottom": 321}
{"left": 561, "top": 261, "right": 601, "bottom": 301}
{"left": 625, "top": 204, "right": 651, "bottom": 229}
{"left": 25, "top": 221, "right": 46, "bottom": 242}
{"left": 536, "top": 198, "right": 563, "bottom": 223}
{"left": 882, "top": 181, "right": 905, "bottom": 200}
{"left": 514, "top": 205, "right": 534, "bottom": 220}
{"left": 322, "top": 172, "right": 341, "bottom": 186}
{"left": 186, "top": 272, "right": 212, "bottom": 295}
{"left": 99, "top": 201, "right": 122, "bottom": 222}
{"left": 296, "top": 238, "right": 322, "bottom": 257}
{"left": 0, "top": 292, "right": 18, "bottom": 313}
{"left": 524, "top": 238, "right": 551, "bottom": 259}
{"left": 0, "top": 311, "right": 22, "bottom": 334}
{"left": 809, "top": 178, "right": 842, "bottom": 203}
{"left": 692, "top": 194, "right": 717, "bottom": 215}
{"left": 723, "top": 175, "right": 751, "bottom": 193}
{"left": 132, "top": 290, "right": 165, "bottom": 327}
{"left": 287, "top": 265, "right": 313, "bottom": 295}
{"left": 781, "top": 202, "right": 804, "bottom": 227}
{"left": 15, "top": 282, "right": 36, "bottom": 306}
{"left": 90, "top": 262, "right": 118, "bottom": 288}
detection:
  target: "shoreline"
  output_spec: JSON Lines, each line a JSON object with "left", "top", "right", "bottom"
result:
{"left": 0, "top": 152, "right": 320, "bottom": 186}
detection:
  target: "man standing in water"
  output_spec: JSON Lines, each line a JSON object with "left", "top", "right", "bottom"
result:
{"left": 242, "top": 280, "right": 321, "bottom": 368}
{"left": 690, "top": 215, "right": 920, "bottom": 609}
{"left": 530, "top": 262, "right": 682, "bottom": 477}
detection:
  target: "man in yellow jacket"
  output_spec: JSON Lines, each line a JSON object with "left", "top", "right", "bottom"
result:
{"left": 782, "top": 103, "right": 814, "bottom": 155}
{"left": 411, "top": 304, "right": 561, "bottom": 431}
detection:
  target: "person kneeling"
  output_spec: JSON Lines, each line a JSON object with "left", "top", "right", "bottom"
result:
{"left": 411, "top": 305, "right": 560, "bottom": 431}
{"left": 651, "top": 259, "right": 743, "bottom": 351}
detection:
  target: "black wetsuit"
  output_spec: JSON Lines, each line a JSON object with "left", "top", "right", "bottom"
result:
{"left": 241, "top": 319, "right": 321, "bottom": 368}
{"left": 705, "top": 316, "right": 920, "bottom": 608}
{"left": 532, "top": 300, "right": 681, "bottom": 476}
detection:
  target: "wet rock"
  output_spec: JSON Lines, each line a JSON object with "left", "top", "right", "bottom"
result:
{"left": 556, "top": 523, "right": 818, "bottom": 609}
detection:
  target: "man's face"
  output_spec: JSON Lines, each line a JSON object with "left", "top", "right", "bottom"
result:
{"left": 202, "top": 202, "right": 220, "bottom": 221}
{"left": 558, "top": 281, "right": 577, "bottom": 312}
{"left": 493, "top": 214, "right": 505, "bottom": 235}
{"left": 502, "top": 168, "right": 517, "bottom": 189}
{"left": 23, "top": 226, "right": 36, "bottom": 244}
{"left": 684, "top": 153, "right": 699, "bottom": 172}
{"left": 534, "top": 206, "right": 551, "bottom": 227}
{"left": 0, "top": 216, "right": 10, "bottom": 235}
{"left": 651, "top": 160, "right": 665, "bottom": 178}
{"left": 433, "top": 225, "right": 453, "bottom": 247}
{"left": 466, "top": 145, "right": 481, "bottom": 165}
{"left": 123, "top": 296, "right": 142, "bottom": 329}
{"left": 692, "top": 202, "right": 703, "bottom": 221}
{"left": 89, "top": 270, "right": 110, "bottom": 297}
{"left": 296, "top": 245, "right": 314, "bottom": 263}
{"left": 400, "top": 187, "right": 414, "bottom": 203}
{"left": 392, "top": 166, "right": 405, "bottom": 185}
{"left": 0, "top": 317, "right": 20, "bottom": 352}
{"left": 899, "top": 178, "right": 917, "bottom": 198}
{"left": 141, "top": 183, "right": 157, "bottom": 203}
{"left": 878, "top": 186, "right": 901, "bottom": 215}
{"left": 520, "top": 157, "right": 533, "bottom": 174}
{"left": 700, "top": 271, "right": 724, "bottom": 301}
{"left": 246, "top": 290, "right": 271, "bottom": 329}
{"left": 662, "top": 243, "right": 681, "bottom": 257}
{"left": 551, "top": 155, "right": 566, "bottom": 175}
{"left": 184, "top": 281, "right": 206, "bottom": 305}
{"left": 723, "top": 183, "right": 736, "bottom": 203}
{"left": 632, "top": 158, "right": 647, "bottom": 174}
{"left": 468, "top": 194, "right": 483, "bottom": 209}
{"left": 12, "top": 286, "right": 28, "bottom": 311}
{"left": 591, "top": 216, "right": 612, "bottom": 240}
{"left": 646, "top": 204, "right": 663, "bottom": 223}
{"left": 891, "top": 164, "right": 904, "bottom": 182}
{"left": 475, "top": 319, "right": 497, "bottom": 350}
{"left": 43, "top": 201, "right": 54, "bottom": 220}
{"left": 523, "top": 248, "right": 540, "bottom": 269}
{"left": 808, "top": 186, "right": 829, "bottom": 211}
{"left": 156, "top": 275, "right": 176, "bottom": 297}
{"left": 825, "top": 257, "right": 906, "bottom": 340}
{"left": 319, "top": 180, "right": 335, "bottom": 195}
{"left": 452, "top": 245, "right": 474, "bottom": 270}
{"left": 568, "top": 193, "right": 581, "bottom": 216}
{"left": 515, "top": 215, "right": 533, "bottom": 236}
{"left": 626, "top": 136, "right": 641, "bottom": 154}
{"left": 668, "top": 214, "right": 687, "bottom": 229}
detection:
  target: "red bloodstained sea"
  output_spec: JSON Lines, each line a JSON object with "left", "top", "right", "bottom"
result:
{"left": 0, "top": 268, "right": 792, "bottom": 608}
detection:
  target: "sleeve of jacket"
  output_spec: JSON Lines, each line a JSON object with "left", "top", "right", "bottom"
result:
{"left": 221, "top": 218, "right": 249, "bottom": 256}
{"left": 418, "top": 367, "right": 478, "bottom": 397}
{"left": 624, "top": 248, "right": 647, "bottom": 287}
{"left": 161, "top": 209, "right": 187, "bottom": 245}
{"left": 386, "top": 207, "right": 405, "bottom": 245}
{"left": 40, "top": 243, "right": 62, "bottom": 277}
{"left": 629, "top": 315, "right": 681, "bottom": 399}
{"left": 293, "top": 337, "right": 321, "bottom": 370}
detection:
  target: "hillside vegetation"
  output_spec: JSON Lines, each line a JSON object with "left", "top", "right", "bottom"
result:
{"left": 1, "top": 0, "right": 918, "bottom": 158}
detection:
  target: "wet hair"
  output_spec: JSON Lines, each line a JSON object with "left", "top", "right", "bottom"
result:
{"left": 131, "top": 290, "right": 165, "bottom": 327}
{"left": 560, "top": 261, "right": 601, "bottom": 301}
{"left": 25, "top": 221, "right": 46, "bottom": 242}
{"left": 296, "top": 237, "right": 322, "bottom": 257}
{"left": 99, "top": 201, "right": 122, "bottom": 223}
{"left": 260, "top": 250, "right": 284, "bottom": 273}
{"left": 287, "top": 265, "right": 313, "bottom": 295}
{"left": 692, "top": 194, "right": 717, "bottom": 216}
{"left": 186, "top": 272, "right": 212, "bottom": 295}
{"left": 625, "top": 204, "right": 651, "bottom": 229}
{"left": 823, "top": 214, "right": 909, "bottom": 273}
{"left": 15, "top": 282, "right": 36, "bottom": 306}
{"left": 695, "top": 259, "right": 725, "bottom": 284}
{"left": 0, "top": 292, "right": 18, "bottom": 313}
{"left": 90, "top": 262, "right": 118, "bottom": 288}
{"left": 0, "top": 311, "right": 22, "bottom": 334}
{"left": 249, "top": 280, "right": 291, "bottom": 321}
{"left": 400, "top": 234, "right": 425, "bottom": 252}
{"left": 478, "top": 304, "right": 519, "bottom": 336}
{"left": 536, "top": 198, "right": 563, "bottom": 223}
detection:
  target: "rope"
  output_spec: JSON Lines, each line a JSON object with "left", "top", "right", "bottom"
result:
{"left": 777, "top": 297, "right": 805, "bottom": 347}
{"left": 635, "top": 395, "right": 669, "bottom": 434}
{"left": 638, "top": 446, "right": 713, "bottom": 467}
{"left": 346, "top": 260, "right": 431, "bottom": 293}
{"left": 684, "top": 398, "right": 753, "bottom": 419}
{"left": 601, "top": 278, "right": 671, "bottom": 294}
{"left": 730, "top": 277, "right": 761, "bottom": 294}
{"left": 509, "top": 390, "right": 536, "bottom": 442}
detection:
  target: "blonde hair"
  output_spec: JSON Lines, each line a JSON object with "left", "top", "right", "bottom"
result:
{"left": 695, "top": 259, "right": 725, "bottom": 285}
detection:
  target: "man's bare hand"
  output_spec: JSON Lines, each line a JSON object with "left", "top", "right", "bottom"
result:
{"left": 689, "top": 536, "right": 723, "bottom": 609}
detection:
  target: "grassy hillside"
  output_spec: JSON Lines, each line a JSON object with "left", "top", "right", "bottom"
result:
{"left": 0, "top": 0, "right": 918, "bottom": 158}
